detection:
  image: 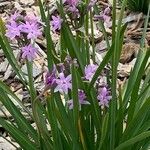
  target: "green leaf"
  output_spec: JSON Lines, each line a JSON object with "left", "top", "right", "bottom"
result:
{"left": 0, "top": 89, "right": 38, "bottom": 142}
{"left": 88, "top": 45, "right": 114, "bottom": 90}
{"left": 89, "top": 88, "right": 101, "bottom": 148}
{"left": 123, "top": 1, "right": 150, "bottom": 107}
{"left": 57, "top": 2, "right": 84, "bottom": 72}
{"left": 0, "top": 118, "right": 37, "bottom": 150}
{"left": 121, "top": 97, "right": 150, "bottom": 142}
{"left": 54, "top": 92, "right": 80, "bottom": 148}
{"left": 115, "top": 131, "right": 150, "bottom": 150}
{"left": 32, "top": 100, "right": 53, "bottom": 149}
{"left": 72, "top": 65, "right": 79, "bottom": 130}
{"left": 0, "top": 81, "right": 31, "bottom": 117}
{"left": 38, "top": 0, "right": 59, "bottom": 69}
{"left": 110, "top": 0, "right": 127, "bottom": 147}
{"left": 46, "top": 95, "right": 64, "bottom": 150}
{"left": 99, "top": 113, "right": 109, "bottom": 149}
{"left": 127, "top": 48, "right": 150, "bottom": 123}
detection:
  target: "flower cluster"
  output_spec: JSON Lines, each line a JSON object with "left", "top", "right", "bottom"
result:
{"left": 54, "top": 72, "right": 72, "bottom": 94}
{"left": 45, "top": 62, "right": 111, "bottom": 109}
{"left": 63, "top": 0, "right": 97, "bottom": 19}
{"left": 87, "top": 0, "right": 97, "bottom": 10}
{"left": 65, "top": 0, "right": 79, "bottom": 18}
{"left": 97, "top": 87, "right": 111, "bottom": 107}
{"left": 67, "top": 89, "right": 90, "bottom": 110}
{"left": 45, "top": 67, "right": 56, "bottom": 87}
{"left": 21, "top": 44, "right": 37, "bottom": 61}
{"left": 94, "top": 6, "right": 111, "bottom": 27}
{"left": 84, "top": 64, "right": 98, "bottom": 81}
{"left": 49, "top": 0, "right": 97, "bottom": 32}
{"left": 45, "top": 64, "right": 72, "bottom": 94}
{"left": 51, "top": 15, "right": 63, "bottom": 32}
{"left": 5, "top": 11, "right": 43, "bottom": 61}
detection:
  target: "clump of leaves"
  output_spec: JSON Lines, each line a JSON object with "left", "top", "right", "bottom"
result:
{"left": 121, "top": 0, "right": 149, "bottom": 14}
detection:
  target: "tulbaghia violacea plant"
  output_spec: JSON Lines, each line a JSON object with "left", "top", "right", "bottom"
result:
{"left": 0, "top": 0, "right": 150, "bottom": 150}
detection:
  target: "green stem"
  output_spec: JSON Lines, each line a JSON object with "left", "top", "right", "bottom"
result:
{"left": 85, "top": 10, "right": 90, "bottom": 64}
{"left": 110, "top": 0, "right": 127, "bottom": 149}
{"left": 26, "top": 60, "right": 37, "bottom": 103}
{"left": 90, "top": 10, "right": 95, "bottom": 63}
{"left": 94, "top": 5, "right": 110, "bottom": 49}
{"left": 26, "top": 60, "right": 40, "bottom": 135}
{"left": 112, "top": 0, "right": 116, "bottom": 42}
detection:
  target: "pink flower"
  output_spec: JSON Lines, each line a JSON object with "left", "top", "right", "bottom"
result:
{"left": 97, "top": 87, "right": 111, "bottom": 107}
{"left": 54, "top": 73, "right": 72, "bottom": 94}
{"left": 104, "top": 7, "right": 111, "bottom": 15}
{"left": 21, "top": 21, "right": 42, "bottom": 40}
{"left": 94, "top": 7, "right": 111, "bottom": 27}
{"left": 5, "top": 21, "right": 21, "bottom": 40}
{"left": 25, "top": 13, "right": 39, "bottom": 23}
{"left": 22, "top": 44, "right": 37, "bottom": 61}
{"left": 67, "top": 89, "right": 90, "bottom": 110}
{"left": 45, "top": 67, "right": 56, "bottom": 87}
{"left": 68, "top": 5, "right": 79, "bottom": 18}
{"left": 84, "top": 64, "right": 98, "bottom": 81}
{"left": 87, "top": 0, "right": 97, "bottom": 10}
{"left": 9, "top": 11, "right": 22, "bottom": 22}
{"left": 51, "top": 15, "right": 63, "bottom": 32}
{"left": 25, "top": 13, "right": 44, "bottom": 25}
{"left": 66, "top": 0, "right": 79, "bottom": 6}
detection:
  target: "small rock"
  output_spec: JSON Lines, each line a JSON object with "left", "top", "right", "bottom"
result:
{"left": 0, "top": 137, "right": 19, "bottom": 150}
{"left": 118, "top": 63, "right": 133, "bottom": 77}
{"left": 0, "top": 59, "right": 8, "bottom": 73}
{"left": 4, "top": 65, "right": 12, "bottom": 80}
{"left": 19, "top": 0, "right": 34, "bottom": 5}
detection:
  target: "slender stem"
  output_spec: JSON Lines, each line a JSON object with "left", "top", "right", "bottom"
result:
{"left": 90, "top": 10, "right": 95, "bottom": 63}
{"left": 78, "top": 118, "right": 87, "bottom": 150}
{"left": 26, "top": 60, "right": 37, "bottom": 103}
{"left": 110, "top": 0, "right": 117, "bottom": 149}
{"left": 94, "top": 5, "right": 110, "bottom": 48}
{"left": 85, "top": 11, "right": 90, "bottom": 64}
{"left": 26, "top": 60, "right": 40, "bottom": 134}
{"left": 112, "top": 0, "right": 116, "bottom": 42}
{"left": 110, "top": 0, "right": 127, "bottom": 149}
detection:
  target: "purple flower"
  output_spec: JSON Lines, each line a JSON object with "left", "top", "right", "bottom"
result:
{"left": 68, "top": 5, "right": 79, "bottom": 18}
{"left": 97, "top": 87, "right": 111, "bottom": 107}
{"left": 51, "top": 15, "right": 63, "bottom": 32}
{"left": 57, "top": 63, "right": 65, "bottom": 72}
{"left": 5, "top": 21, "right": 21, "bottom": 40}
{"left": 54, "top": 73, "right": 72, "bottom": 94}
{"left": 25, "top": 13, "right": 39, "bottom": 23}
{"left": 87, "top": 0, "right": 97, "bottom": 10}
{"left": 67, "top": 89, "right": 90, "bottom": 110}
{"left": 22, "top": 44, "right": 37, "bottom": 61}
{"left": 104, "top": 7, "right": 111, "bottom": 15}
{"left": 25, "top": 13, "right": 44, "bottom": 26}
{"left": 84, "top": 64, "right": 98, "bottom": 81}
{"left": 66, "top": 0, "right": 79, "bottom": 6}
{"left": 9, "top": 11, "right": 22, "bottom": 22}
{"left": 20, "top": 21, "right": 42, "bottom": 40}
{"left": 94, "top": 7, "right": 111, "bottom": 27}
{"left": 45, "top": 67, "right": 56, "bottom": 87}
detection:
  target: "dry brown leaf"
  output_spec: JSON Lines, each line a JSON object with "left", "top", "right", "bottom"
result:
{"left": 120, "top": 43, "right": 140, "bottom": 64}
